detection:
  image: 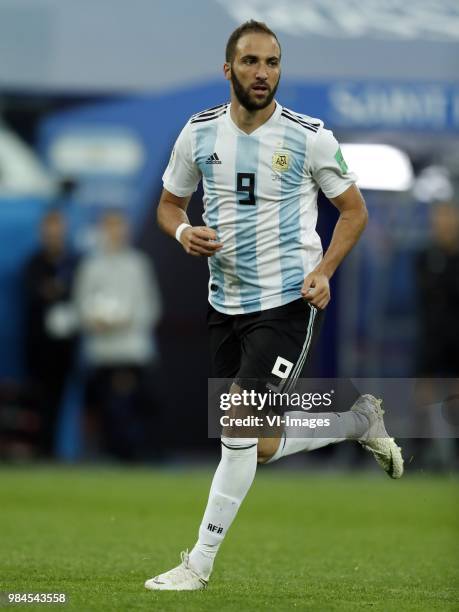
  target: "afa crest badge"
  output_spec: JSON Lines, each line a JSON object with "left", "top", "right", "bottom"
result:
{"left": 272, "top": 151, "right": 290, "bottom": 172}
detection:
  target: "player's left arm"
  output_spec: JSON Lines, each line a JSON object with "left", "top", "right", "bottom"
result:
{"left": 302, "top": 184, "right": 368, "bottom": 309}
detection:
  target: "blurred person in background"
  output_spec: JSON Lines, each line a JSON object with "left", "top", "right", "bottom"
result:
{"left": 416, "top": 201, "right": 459, "bottom": 376}
{"left": 73, "top": 210, "right": 162, "bottom": 461}
{"left": 414, "top": 200, "right": 459, "bottom": 469}
{"left": 24, "top": 209, "right": 79, "bottom": 458}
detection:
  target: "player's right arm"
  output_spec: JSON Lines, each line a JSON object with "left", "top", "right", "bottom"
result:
{"left": 159, "top": 121, "right": 222, "bottom": 257}
{"left": 157, "top": 189, "right": 222, "bottom": 257}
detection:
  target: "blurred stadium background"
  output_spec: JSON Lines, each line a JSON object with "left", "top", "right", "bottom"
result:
{"left": 0, "top": 2, "right": 458, "bottom": 609}
{"left": 0, "top": 2, "right": 458, "bottom": 465}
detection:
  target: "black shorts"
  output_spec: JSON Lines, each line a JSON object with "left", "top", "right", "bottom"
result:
{"left": 208, "top": 298, "right": 324, "bottom": 393}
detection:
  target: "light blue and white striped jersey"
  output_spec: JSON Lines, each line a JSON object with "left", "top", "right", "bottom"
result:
{"left": 163, "top": 101, "right": 356, "bottom": 315}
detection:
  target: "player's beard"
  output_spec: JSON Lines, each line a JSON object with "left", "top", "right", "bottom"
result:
{"left": 231, "top": 69, "right": 279, "bottom": 112}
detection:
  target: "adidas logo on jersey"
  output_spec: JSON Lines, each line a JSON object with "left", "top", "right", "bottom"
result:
{"left": 205, "top": 153, "right": 222, "bottom": 164}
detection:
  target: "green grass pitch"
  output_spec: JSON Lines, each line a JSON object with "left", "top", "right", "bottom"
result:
{"left": 1, "top": 466, "right": 458, "bottom": 611}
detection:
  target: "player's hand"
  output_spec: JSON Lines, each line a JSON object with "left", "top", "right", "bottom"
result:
{"left": 301, "top": 271, "right": 330, "bottom": 309}
{"left": 180, "top": 226, "right": 223, "bottom": 257}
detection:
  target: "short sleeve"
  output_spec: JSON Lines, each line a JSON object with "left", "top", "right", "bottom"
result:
{"left": 162, "top": 122, "right": 201, "bottom": 197}
{"left": 310, "top": 128, "right": 357, "bottom": 199}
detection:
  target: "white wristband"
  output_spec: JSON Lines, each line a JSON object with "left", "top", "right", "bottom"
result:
{"left": 175, "top": 223, "right": 191, "bottom": 243}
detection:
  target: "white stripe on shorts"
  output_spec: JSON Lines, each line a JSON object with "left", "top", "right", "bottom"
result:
{"left": 280, "top": 303, "right": 317, "bottom": 394}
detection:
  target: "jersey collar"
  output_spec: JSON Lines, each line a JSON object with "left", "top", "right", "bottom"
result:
{"left": 225, "top": 101, "right": 282, "bottom": 137}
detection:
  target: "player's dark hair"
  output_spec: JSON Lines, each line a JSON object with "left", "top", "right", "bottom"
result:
{"left": 225, "top": 20, "right": 281, "bottom": 63}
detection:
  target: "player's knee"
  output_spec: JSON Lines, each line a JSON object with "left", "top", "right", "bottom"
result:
{"left": 257, "top": 437, "right": 281, "bottom": 464}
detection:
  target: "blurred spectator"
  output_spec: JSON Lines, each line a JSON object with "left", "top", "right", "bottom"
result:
{"left": 74, "top": 210, "right": 162, "bottom": 461}
{"left": 414, "top": 201, "right": 459, "bottom": 469}
{"left": 416, "top": 201, "right": 459, "bottom": 376}
{"left": 24, "top": 209, "right": 79, "bottom": 458}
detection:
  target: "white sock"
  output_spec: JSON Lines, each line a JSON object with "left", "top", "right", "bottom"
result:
{"left": 188, "top": 437, "right": 258, "bottom": 579}
{"left": 267, "top": 410, "right": 369, "bottom": 463}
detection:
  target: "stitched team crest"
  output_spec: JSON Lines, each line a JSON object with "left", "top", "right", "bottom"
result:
{"left": 272, "top": 151, "right": 290, "bottom": 172}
